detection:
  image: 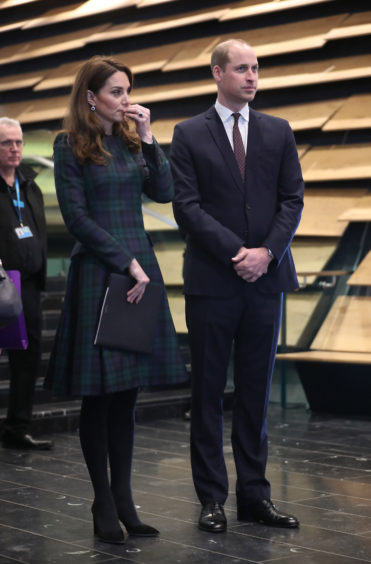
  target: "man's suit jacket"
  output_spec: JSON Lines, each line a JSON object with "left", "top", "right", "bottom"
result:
{"left": 170, "top": 106, "right": 304, "bottom": 296}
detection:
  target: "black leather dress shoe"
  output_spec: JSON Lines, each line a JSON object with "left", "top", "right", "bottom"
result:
{"left": 237, "top": 499, "right": 299, "bottom": 528}
{"left": 2, "top": 432, "right": 54, "bottom": 451}
{"left": 198, "top": 502, "right": 227, "bottom": 533}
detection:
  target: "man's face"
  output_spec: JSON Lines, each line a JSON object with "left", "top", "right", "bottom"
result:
{"left": 213, "top": 43, "right": 258, "bottom": 110}
{"left": 0, "top": 124, "right": 23, "bottom": 169}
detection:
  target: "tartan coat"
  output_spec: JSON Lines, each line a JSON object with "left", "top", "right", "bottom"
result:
{"left": 45, "top": 132, "right": 187, "bottom": 396}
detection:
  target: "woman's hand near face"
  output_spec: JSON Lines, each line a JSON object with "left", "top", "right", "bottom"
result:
{"left": 125, "top": 104, "right": 153, "bottom": 144}
{"left": 127, "top": 258, "right": 150, "bottom": 303}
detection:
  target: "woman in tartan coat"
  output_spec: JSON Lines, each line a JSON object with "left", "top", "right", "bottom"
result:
{"left": 45, "top": 56, "right": 187, "bottom": 544}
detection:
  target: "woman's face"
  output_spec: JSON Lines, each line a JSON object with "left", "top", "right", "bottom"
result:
{"left": 88, "top": 71, "right": 131, "bottom": 133}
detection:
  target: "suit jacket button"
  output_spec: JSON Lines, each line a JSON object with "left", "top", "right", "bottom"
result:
{"left": 246, "top": 204, "right": 251, "bottom": 211}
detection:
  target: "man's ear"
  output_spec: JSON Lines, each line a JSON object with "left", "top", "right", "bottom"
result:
{"left": 212, "top": 65, "right": 222, "bottom": 83}
{"left": 87, "top": 90, "right": 96, "bottom": 106}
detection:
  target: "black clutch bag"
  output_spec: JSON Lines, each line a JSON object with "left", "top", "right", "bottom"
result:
{"left": 94, "top": 273, "right": 163, "bottom": 353}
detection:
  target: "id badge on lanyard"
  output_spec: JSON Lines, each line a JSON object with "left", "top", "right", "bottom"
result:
{"left": 12, "top": 176, "right": 33, "bottom": 239}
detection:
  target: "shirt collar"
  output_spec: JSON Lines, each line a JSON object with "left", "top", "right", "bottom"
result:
{"left": 215, "top": 100, "right": 250, "bottom": 124}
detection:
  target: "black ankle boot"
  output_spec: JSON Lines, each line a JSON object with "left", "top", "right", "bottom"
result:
{"left": 115, "top": 505, "right": 159, "bottom": 536}
{"left": 123, "top": 521, "right": 159, "bottom": 537}
{"left": 91, "top": 504, "right": 125, "bottom": 544}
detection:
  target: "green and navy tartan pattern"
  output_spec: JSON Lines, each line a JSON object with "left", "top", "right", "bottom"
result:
{"left": 45, "top": 133, "right": 187, "bottom": 396}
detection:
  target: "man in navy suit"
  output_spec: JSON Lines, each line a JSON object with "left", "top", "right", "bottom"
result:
{"left": 170, "top": 39, "right": 304, "bottom": 533}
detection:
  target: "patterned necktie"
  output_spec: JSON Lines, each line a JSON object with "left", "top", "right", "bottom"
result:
{"left": 232, "top": 112, "right": 245, "bottom": 181}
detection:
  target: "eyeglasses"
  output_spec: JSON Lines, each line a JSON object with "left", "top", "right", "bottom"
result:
{"left": 0, "top": 140, "right": 24, "bottom": 148}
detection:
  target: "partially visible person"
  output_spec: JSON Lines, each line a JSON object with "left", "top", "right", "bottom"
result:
{"left": 170, "top": 39, "right": 303, "bottom": 533}
{"left": 0, "top": 117, "right": 52, "bottom": 450}
{"left": 45, "top": 56, "right": 187, "bottom": 544}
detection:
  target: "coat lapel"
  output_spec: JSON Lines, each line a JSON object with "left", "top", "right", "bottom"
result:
{"left": 205, "top": 107, "right": 244, "bottom": 193}
{"left": 245, "top": 109, "right": 263, "bottom": 196}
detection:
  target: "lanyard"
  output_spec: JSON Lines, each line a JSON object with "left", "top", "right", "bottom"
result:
{"left": 8, "top": 176, "right": 23, "bottom": 226}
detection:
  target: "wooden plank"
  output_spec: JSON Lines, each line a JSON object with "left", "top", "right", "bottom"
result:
{"left": 21, "top": 1, "right": 136, "bottom": 29}
{"left": 34, "top": 43, "right": 182, "bottom": 91}
{"left": 263, "top": 99, "right": 346, "bottom": 131}
{"left": 0, "top": 100, "right": 33, "bottom": 119}
{"left": 220, "top": 0, "right": 336, "bottom": 21}
{"left": 0, "top": 0, "right": 39, "bottom": 7}
{"left": 134, "top": 54, "right": 371, "bottom": 104}
{"left": 295, "top": 188, "right": 369, "bottom": 237}
{"left": 163, "top": 14, "right": 346, "bottom": 71}
{"left": 130, "top": 79, "right": 216, "bottom": 104}
{"left": 119, "top": 44, "right": 182, "bottom": 73}
{"left": 0, "top": 24, "right": 110, "bottom": 64}
{"left": 0, "top": 70, "right": 44, "bottom": 92}
{"left": 337, "top": 195, "right": 371, "bottom": 222}
{"left": 325, "top": 10, "right": 371, "bottom": 40}
{"left": 311, "top": 296, "right": 371, "bottom": 353}
{"left": 167, "top": 292, "right": 187, "bottom": 333}
{"left": 162, "top": 36, "right": 220, "bottom": 72}
{"left": 0, "top": 20, "right": 27, "bottom": 33}
{"left": 87, "top": 6, "right": 228, "bottom": 43}
{"left": 259, "top": 54, "right": 371, "bottom": 89}
{"left": 154, "top": 240, "right": 185, "bottom": 286}
{"left": 347, "top": 251, "right": 371, "bottom": 287}
{"left": 291, "top": 239, "right": 338, "bottom": 284}
{"left": 33, "top": 61, "right": 83, "bottom": 91}
{"left": 323, "top": 94, "right": 371, "bottom": 130}
{"left": 276, "top": 350, "right": 371, "bottom": 364}
{"left": 151, "top": 118, "right": 186, "bottom": 144}
{"left": 17, "top": 96, "right": 70, "bottom": 124}
{"left": 279, "top": 292, "right": 322, "bottom": 347}
{"left": 338, "top": 194, "right": 371, "bottom": 222}
{"left": 142, "top": 202, "right": 177, "bottom": 231}
{"left": 138, "top": 0, "right": 180, "bottom": 6}
{"left": 300, "top": 144, "right": 371, "bottom": 182}
{"left": 296, "top": 145, "right": 310, "bottom": 159}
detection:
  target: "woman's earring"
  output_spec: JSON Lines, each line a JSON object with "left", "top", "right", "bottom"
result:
{"left": 90, "top": 105, "right": 96, "bottom": 112}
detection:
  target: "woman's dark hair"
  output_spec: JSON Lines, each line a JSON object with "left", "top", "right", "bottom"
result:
{"left": 64, "top": 56, "right": 141, "bottom": 164}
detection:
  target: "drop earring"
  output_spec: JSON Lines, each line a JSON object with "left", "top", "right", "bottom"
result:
{"left": 90, "top": 105, "right": 96, "bottom": 112}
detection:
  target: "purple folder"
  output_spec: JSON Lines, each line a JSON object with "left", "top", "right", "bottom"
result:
{"left": 0, "top": 270, "right": 28, "bottom": 350}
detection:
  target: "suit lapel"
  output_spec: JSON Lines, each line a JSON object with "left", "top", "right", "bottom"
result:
{"left": 246, "top": 109, "right": 263, "bottom": 196}
{"left": 205, "top": 107, "right": 244, "bottom": 193}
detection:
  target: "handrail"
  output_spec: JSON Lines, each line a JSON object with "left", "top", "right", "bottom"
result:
{"left": 297, "top": 269, "right": 352, "bottom": 289}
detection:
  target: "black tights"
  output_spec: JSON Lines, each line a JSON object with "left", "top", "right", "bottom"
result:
{"left": 79, "top": 388, "right": 142, "bottom": 530}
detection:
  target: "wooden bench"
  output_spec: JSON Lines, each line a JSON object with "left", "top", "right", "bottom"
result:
{"left": 295, "top": 188, "right": 369, "bottom": 237}
{"left": 277, "top": 295, "right": 371, "bottom": 414}
{"left": 277, "top": 296, "right": 371, "bottom": 354}
{"left": 323, "top": 94, "right": 371, "bottom": 131}
{"left": 300, "top": 143, "right": 371, "bottom": 182}
{"left": 277, "top": 350, "right": 371, "bottom": 364}
{"left": 263, "top": 99, "right": 346, "bottom": 131}
{"left": 337, "top": 194, "right": 371, "bottom": 223}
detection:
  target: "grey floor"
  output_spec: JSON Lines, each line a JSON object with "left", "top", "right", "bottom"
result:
{"left": 0, "top": 405, "right": 371, "bottom": 563}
